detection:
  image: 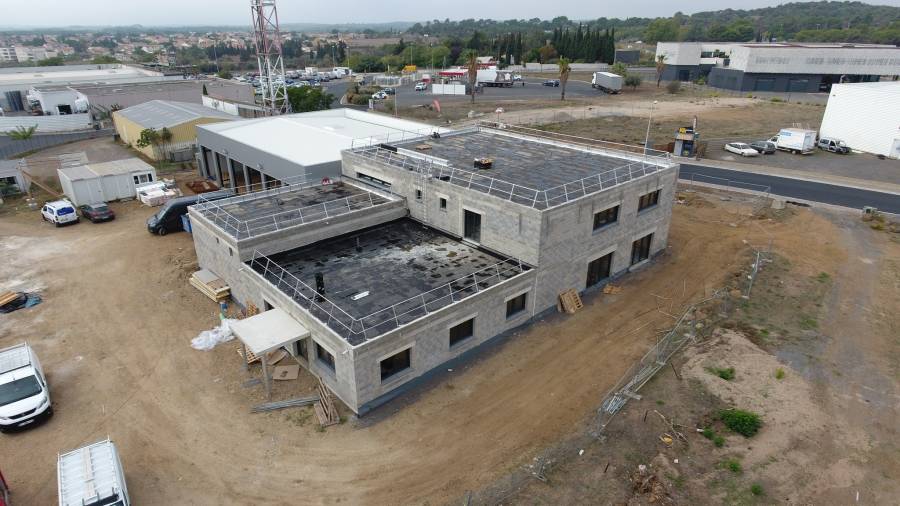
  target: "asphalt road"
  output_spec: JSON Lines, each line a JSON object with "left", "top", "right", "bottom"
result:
{"left": 680, "top": 163, "right": 900, "bottom": 214}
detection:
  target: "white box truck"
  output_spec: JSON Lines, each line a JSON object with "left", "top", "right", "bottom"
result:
{"left": 58, "top": 438, "right": 130, "bottom": 506}
{"left": 592, "top": 72, "right": 623, "bottom": 94}
{"left": 769, "top": 128, "right": 817, "bottom": 154}
{"left": 476, "top": 69, "right": 513, "bottom": 87}
{"left": 0, "top": 342, "right": 52, "bottom": 432}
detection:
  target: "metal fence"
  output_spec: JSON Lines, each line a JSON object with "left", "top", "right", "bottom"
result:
{"left": 0, "top": 129, "right": 113, "bottom": 159}
{"left": 247, "top": 251, "right": 531, "bottom": 346}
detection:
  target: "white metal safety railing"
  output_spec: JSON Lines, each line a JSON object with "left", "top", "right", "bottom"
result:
{"left": 193, "top": 173, "right": 326, "bottom": 210}
{"left": 348, "top": 144, "right": 669, "bottom": 210}
{"left": 247, "top": 251, "right": 532, "bottom": 345}
{"left": 348, "top": 125, "right": 444, "bottom": 151}
{"left": 197, "top": 187, "right": 390, "bottom": 239}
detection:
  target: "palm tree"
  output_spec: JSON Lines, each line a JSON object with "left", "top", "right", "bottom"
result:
{"left": 7, "top": 125, "right": 37, "bottom": 140}
{"left": 159, "top": 127, "right": 173, "bottom": 162}
{"left": 466, "top": 51, "right": 479, "bottom": 104}
{"left": 558, "top": 57, "right": 571, "bottom": 101}
{"left": 655, "top": 54, "right": 667, "bottom": 88}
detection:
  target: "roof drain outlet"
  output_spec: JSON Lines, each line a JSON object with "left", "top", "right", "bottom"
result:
{"left": 315, "top": 272, "right": 326, "bottom": 301}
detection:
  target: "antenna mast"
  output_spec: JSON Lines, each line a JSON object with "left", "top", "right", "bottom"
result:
{"left": 251, "top": 0, "right": 290, "bottom": 115}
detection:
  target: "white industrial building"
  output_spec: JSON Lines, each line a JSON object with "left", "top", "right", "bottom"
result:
{"left": 656, "top": 42, "right": 900, "bottom": 92}
{"left": 819, "top": 82, "right": 900, "bottom": 159}
{"left": 196, "top": 108, "right": 445, "bottom": 190}
{"left": 58, "top": 158, "right": 157, "bottom": 206}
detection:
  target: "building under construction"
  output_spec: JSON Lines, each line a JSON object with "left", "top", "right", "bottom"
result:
{"left": 188, "top": 122, "right": 679, "bottom": 414}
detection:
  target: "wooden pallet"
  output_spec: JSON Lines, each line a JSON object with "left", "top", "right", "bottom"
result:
{"left": 0, "top": 291, "right": 19, "bottom": 307}
{"left": 557, "top": 289, "right": 584, "bottom": 314}
{"left": 314, "top": 377, "right": 341, "bottom": 427}
{"left": 189, "top": 270, "right": 230, "bottom": 302}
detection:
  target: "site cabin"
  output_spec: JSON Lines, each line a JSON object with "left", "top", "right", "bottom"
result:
{"left": 591, "top": 72, "right": 623, "bottom": 94}
{"left": 769, "top": 128, "right": 817, "bottom": 155}
{"left": 57, "top": 438, "right": 130, "bottom": 506}
{"left": 57, "top": 158, "right": 157, "bottom": 207}
{"left": 476, "top": 69, "right": 514, "bottom": 87}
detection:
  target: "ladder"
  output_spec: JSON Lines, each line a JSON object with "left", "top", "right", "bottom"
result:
{"left": 417, "top": 161, "right": 431, "bottom": 223}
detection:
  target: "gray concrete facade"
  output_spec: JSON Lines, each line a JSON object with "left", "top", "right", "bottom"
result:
{"left": 188, "top": 124, "right": 678, "bottom": 415}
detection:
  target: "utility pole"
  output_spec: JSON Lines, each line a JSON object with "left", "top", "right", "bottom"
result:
{"left": 250, "top": 0, "right": 290, "bottom": 115}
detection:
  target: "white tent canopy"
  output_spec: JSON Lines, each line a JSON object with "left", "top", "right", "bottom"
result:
{"left": 231, "top": 309, "right": 310, "bottom": 398}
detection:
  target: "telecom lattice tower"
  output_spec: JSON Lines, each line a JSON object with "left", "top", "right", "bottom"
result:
{"left": 250, "top": 0, "right": 290, "bottom": 115}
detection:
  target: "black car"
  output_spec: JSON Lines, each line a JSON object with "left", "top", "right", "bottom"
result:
{"left": 147, "top": 189, "right": 234, "bottom": 236}
{"left": 79, "top": 202, "right": 116, "bottom": 222}
{"left": 542, "top": 79, "right": 560, "bottom": 87}
{"left": 383, "top": 87, "right": 396, "bottom": 95}
{"left": 749, "top": 141, "right": 776, "bottom": 154}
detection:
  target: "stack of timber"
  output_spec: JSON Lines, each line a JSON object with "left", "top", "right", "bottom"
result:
{"left": 557, "top": 289, "right": 584, "bottom": 314}
{"left": 314, "top": 377, "right": 341, "bottom": 427}
{"left": 0, "top": 291, "right": 19, "bottom": 307}
{"left": 190, "top": 269, "right": 230, "bottom": 302}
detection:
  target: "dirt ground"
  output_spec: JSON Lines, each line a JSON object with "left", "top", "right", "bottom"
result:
{"left": 1, "top": 168, "right": 785, "bottom": 505}
{"left": 477, "top": 200, "right": 900, "bottom": 505}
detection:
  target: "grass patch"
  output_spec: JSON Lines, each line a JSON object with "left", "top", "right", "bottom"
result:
{"left": 774, "top": 368, "right": 785, "bottom": 380}
{"left": 702, "top": 427, "right": 715, "bottom": 439}
{"left": 720, "top": 409, "right": 762, "bottom": 437}
{"left": 816, "top": 272, "right": 831, "bottom": 283}
{"left": 722, "top": 458, "right": 743, "bottom": 473}
{"left": 799, "top": 315, "right": 819, "bottom": 330}
{"left": 750, "top": 483, "right": 765, "bottom": 496}
{"left": 713, "top": 435, "right": 726, "bottom": 447}
{"left": 707, "top": 366, "right": 736, "bottom": 381}
{"left": 656, "top": 399, "right": 665, "bottom": 405}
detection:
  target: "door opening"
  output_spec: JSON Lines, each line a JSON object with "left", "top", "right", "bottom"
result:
{"left": 463, "top": 210, "right": 481, "bottom": 243}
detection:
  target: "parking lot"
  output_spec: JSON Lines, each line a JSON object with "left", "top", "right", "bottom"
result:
{"left": 705, "top": 143, "right": 900, "bottom": 186}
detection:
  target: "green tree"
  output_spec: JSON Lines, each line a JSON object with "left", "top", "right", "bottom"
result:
{"left": 159, "top": 127, "right": 173, "bottom": 162}
{"left": 655, "top": 54, "right": 667, "bottom": 87}
{"left": 286, "top": 87, "right": 335, "bottom": 113}
{"left": 92, "top": 55, "right": 119, "bottom": 64}
{"left": 36, "top": 56, "right": 65, "bottom": 66}
{"left": 558, "top": 57, "right": 571, "bottom": 101}
{"left": 624, "top": 74, "right": 642, "bottom": 90}
{"left": 217, "top": 69, "right": 233, "bottom": 79}
{"left": 7, "top": 125, "right": 37, "bottom": 140}
{"left": 465, "top": 50, "right": 478, "bottom": 104}
{"left": 610, "top": 62, "right": 628, "bottom": 76}
{"left": 135, "top": 128, "right": 162, "bottom": 161}
{"left": 643, "top": 18, "right": 681, "bottom": 43}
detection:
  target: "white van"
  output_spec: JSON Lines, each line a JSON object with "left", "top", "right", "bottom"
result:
{"left": 58, "top": 438, "right": 130, "bottom": 506}
{"left": 0, "top": 342, "right": 52, "bottom": 432}
{"left": 41, "top": 199, "right": 79, "bottom": 227}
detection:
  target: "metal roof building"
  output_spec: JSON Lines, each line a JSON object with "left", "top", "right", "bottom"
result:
{"left": 113, "top": 100, "right": 236, "bottom": 161}
{"left": 196, "top": 108, "right": 444, "bottom": 191}
{"left": 58, "top": 158, "right": 157, "bottom": 206}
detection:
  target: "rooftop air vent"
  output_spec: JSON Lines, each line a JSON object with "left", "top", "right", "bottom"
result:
{"left": 380, "top": 143, "right": 397, "bottom": 153}
{"left": 474, "top": 157, "right": 493, "bottom": 170}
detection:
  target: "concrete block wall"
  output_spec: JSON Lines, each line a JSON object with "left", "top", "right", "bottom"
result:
{"left": 532, "top": 167, "right": 678, "bottom": 312}
{"left": 188, "top": 214, "right": 257, "bottom": 305}
{"left": 351, "top": 269, "right": 537, "bottom": 412}
{"left": 343, "top": 153, "right": 544, "bottom": 265}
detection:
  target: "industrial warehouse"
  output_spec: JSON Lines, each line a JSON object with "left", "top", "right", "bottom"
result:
{"left": 188, "top": 122, "right": 678, "bottom": 413}
{"left": 655, "top": 42, "right": 900, "bottom": 92}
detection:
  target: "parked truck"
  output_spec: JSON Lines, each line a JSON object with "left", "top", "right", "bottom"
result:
{"left": 0, "top": 342, "right": 52, "bottom": 433}
{"left": 591, "top": 72, "right": 623, "bottom": 94}
{"left": 768, "top": 128, "right": 817, "bottom": 154}
{"left": 476, "top": 69, "right": 513, "bottom": 87}
{"left": 58, "top": 438, "right": 130, "bottom": 506}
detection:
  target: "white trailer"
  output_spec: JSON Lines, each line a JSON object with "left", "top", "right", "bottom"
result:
{"left": 58, "top": 438, "right": 130, "bottom": 506}
{"left": 768, "top": 128, "right": 817, "bottom": 154}
{"left": 476, "top": 69, "right": 513, "bottom": 87}
{"left": 591, "top": 72, "right": 623, "bottom": 94}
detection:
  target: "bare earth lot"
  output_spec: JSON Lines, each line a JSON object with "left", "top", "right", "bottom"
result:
{"left": 0, "top": 175, "right": 793, "bottom": 504}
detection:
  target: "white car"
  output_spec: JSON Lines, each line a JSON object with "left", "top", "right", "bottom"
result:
{"left": 0, "top": 343, "right": 53, "bottom": 432}
{"left": 372, "top": 91, "right": 388, "bottom": 100}
{"left": 724, "top": 142, "right": 759, "bottom": 157}
{"left": 414, "top": 82, "right": 428, "bottom": 91}
{"left": 41, "top": 200, "right": 79, "bottom": 226}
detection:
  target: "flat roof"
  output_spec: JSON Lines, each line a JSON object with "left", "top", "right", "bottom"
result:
{"left": 356, "top": 125, "right": 673, "bottom": 210}
{"left": 198, "top": 108, "right": 445, "bottom": 168}
{"left": 232, "top": 308, "right": 310, "bottom": 356}
{"left": 0, "top": 64, "right": 164, "bottom": 87}
{"left": 59, "top": 158, "right": 155, "bottom": 181}
{"left": 193, "top": 180, "right": 393, "bottom": 239}
{"left": 115, "top": 99, "right": 235, "bottom": 129}
{"left": 250, "top": 218, "right": 529, "bottom": 345}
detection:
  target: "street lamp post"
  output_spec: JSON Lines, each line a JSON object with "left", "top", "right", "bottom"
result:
{"left": 644, "top": 100, "right": 658, "bottom": 155}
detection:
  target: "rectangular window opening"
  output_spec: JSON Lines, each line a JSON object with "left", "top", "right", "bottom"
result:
{"left": 506, "top": 293, "right": 527, "bottom": 318}
{"left": 439, "top": 197, "right": 447, "bottom": 211}
{"left": 593, "top": 205, "right": 620, "bottom": 230}
{"left": 587, "top": 252, "right": 613, "bottom": 287}
{"left": 449, "top": 318, "right": 475, "bottom": 347}
{"left": 380, "top": 348, "right": 411, "bottom": 382}
{"left": 415, "top": 189, "right": 423, "bottom": 200}
{"left": 315, "top": 342, "right": 335, "bottom": 371}
{"left": 638, "top": 190, "right": 660, "bottom": 211}
{"left": 631, "top": 234, "right": 653, "bottom": 265}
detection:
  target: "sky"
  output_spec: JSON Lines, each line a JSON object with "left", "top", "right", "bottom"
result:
{"left": 3, "top": 0, "right": 897, "bottom": 28}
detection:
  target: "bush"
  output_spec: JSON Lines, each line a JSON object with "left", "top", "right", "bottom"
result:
{"left": 666, "top": 80, "right": 681, "bottom": 94}
{"left": 720, "top": 409, "right": 762, "bottom": 437}
{"left": 775, "top": 368, "right": 785, "bottom": 380}
{"left": 723, "top": 459, "right": 742, "bottom": 473}
{"left": 707, "top": 366, "right": 736, "bottom": 381}
{"left": 624, "top": 74, "right": 642, "bottom": 90}
{"left": 713, "top": 435, "right": 726, "bottom": 447}
{"left": 770, "top": 97, "right": 784, "bottom": 103}
{"left": 750, "top": 483, "right": 764, "bottom": 496}
{"left": 702, "top": 428, "right": 714, "bottom": 439}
